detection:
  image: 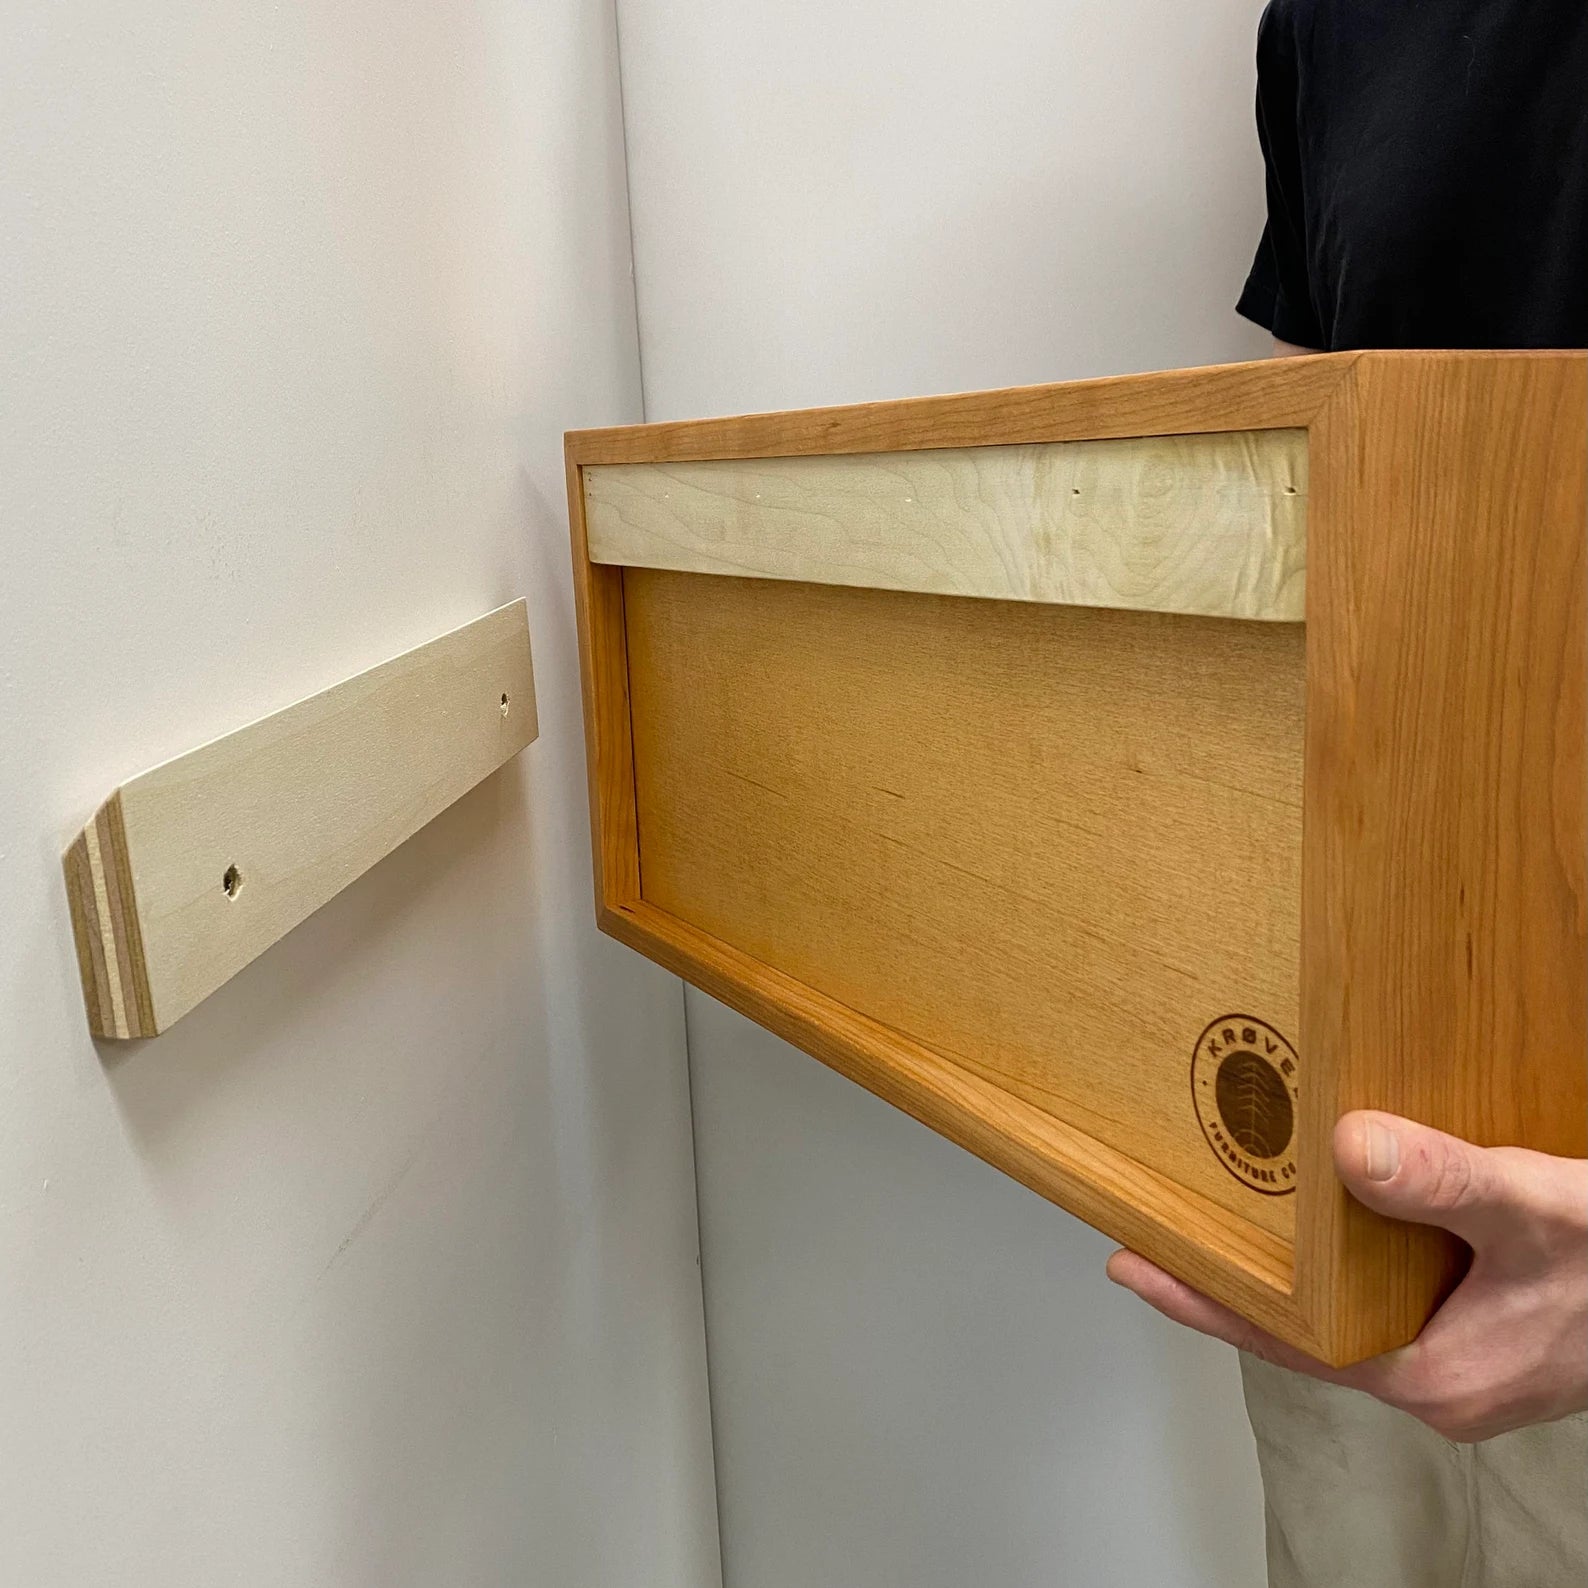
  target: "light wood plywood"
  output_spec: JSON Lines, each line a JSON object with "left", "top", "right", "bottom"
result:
{"left": 625, "top": 568, "right": 1306, "bottom": 1239}
{"left": 587, "top": 430, "right": 1307, "bottom": 621}
{"left": 65, "top": 601, "right": 537, "bottom": 1039}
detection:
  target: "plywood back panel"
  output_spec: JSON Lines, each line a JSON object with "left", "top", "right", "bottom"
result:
{"left": 587, "top": 430, "right": 1307, "bottom": 622}
{"left": 625, "top": 568, "right": 1305, "bottom": 1239}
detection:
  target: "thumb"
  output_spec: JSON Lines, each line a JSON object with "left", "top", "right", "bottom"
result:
{"left": 1333, "top": 1110, "right": 1517, "bottom": 1249}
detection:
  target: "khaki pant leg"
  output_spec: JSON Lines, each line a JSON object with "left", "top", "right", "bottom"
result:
{"left": 1240, "top": 1352, "right": 1470, "bottom": 1588}
{"left": 1242, "top": 1356, "right": 1588, "bottom": 1588}
{"left": 1469, "top": 1412, "right": 1587, "bottom": 1587}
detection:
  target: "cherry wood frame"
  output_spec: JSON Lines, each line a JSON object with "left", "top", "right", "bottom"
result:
{"left": 566, "top": 352, "right": 1586, "bottom": 1366}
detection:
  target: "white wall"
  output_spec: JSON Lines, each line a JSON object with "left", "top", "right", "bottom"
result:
{"left": 616, "top": 1, "right": 1274, "bottom": 1583}
{"left": 0, "top": 5, "right": 719, "bottom": 1584}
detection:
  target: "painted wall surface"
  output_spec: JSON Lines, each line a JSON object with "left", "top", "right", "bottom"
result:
{"left": 616, "top": 1, "right": 1275, "bottom": 1583}
{"left": 0, "top": 4, "right": 719, "bottom": 1584}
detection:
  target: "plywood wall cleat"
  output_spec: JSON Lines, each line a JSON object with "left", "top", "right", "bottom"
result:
{"left": 64, "top": 601, "right": 537, "bottom": 1040}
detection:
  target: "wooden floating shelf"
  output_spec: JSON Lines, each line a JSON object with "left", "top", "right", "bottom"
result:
{"left": 65, "top": 601, "right": 537, "bottom": 1040}
{"left": 567, "top": 352, "right": 1586, "bottom": 1367}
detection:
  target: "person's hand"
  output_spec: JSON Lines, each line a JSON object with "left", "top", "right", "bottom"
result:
{"left": 1106, "top": 1111, "right": 1588, "bottom": 1442}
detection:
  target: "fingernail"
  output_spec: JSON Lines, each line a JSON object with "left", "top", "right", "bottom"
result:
{"left": 1365, "top": 1120, "right": 1400, "bottom": 1181}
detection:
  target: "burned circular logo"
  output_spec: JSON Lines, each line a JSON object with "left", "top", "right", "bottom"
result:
{"left": 1191, "top": 1015, "right": 1298, "bottom": 1196}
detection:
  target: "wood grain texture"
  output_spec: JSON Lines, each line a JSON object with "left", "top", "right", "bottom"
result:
{"left": 587, "top": 430, "right": 1308, "bottom": 622}
{"left": 625, "top": 568, "right": 1305, "bottom": 1239}
{"left": 566, "top": 445, "right": 642, "bottom": 915}
{"left": 64, "top": 797, "right": 154, "bottom": 1039}
{"left": 63, "top": 601, "right": 537, "bottom": 1039}
{"left": 568, "top": 350, "right": 1588, "bottom": 1365}
{"left": 605, "top": 897, "right": 1300, "bottom": 1328}
{"left": 1298, "top": 351, "right": 1588, "bottom": 1363}
{"left": 568, "top": 353, "right": 1359, "bottom": 464}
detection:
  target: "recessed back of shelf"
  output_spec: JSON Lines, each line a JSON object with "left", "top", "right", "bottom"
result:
{"left": 626, "top": 567, "right": 1305, "bottom": 1243}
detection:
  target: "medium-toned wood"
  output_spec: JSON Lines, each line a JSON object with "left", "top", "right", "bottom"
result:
{"left": 626, "top": 568, "right": 1305, "bottom": 1239}
{"left": 604, "top": 897, "right": 1304, "bottom": 1338}
{"left": 567, "top": 353, "right": 1358, "bottom": 464}
{"left": 64, "top": 601, "right": 538, "bottom": 1039}
{"left": 565, "top": 446, "right": 642, "bottom": 914}
{"left": 587, "top": 430, "right": 1307, "bottom": 622}
{"left": 1297, "top": 351, "right": 1588, "bottom": 1363}
{"left": 567, "top": 350, "right": 1587, "bottom": 1365}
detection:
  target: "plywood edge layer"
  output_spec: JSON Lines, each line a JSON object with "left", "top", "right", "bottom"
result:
{"left": 64, "top": 600, "right": 539, "bottom": 1040}
{"left": 64, "top": 792, "right": 156, "bottom": 1039}
{"left": 587, "top": 430, "right": 1307, "bottom": 622}
{"left": 602, "top": 899, "right": 1321, "bottom": 1350}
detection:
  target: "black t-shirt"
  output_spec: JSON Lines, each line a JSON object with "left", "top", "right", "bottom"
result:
{"left": 1237, "top": 0, "right": 1588, "bottom": 350}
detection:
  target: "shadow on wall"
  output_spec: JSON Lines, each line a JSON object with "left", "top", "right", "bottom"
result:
{"left": 689, "top": 991, "right": 1268, "bottom": 1588}
{"left": 77, "top": 759, "right": 571, "bottom": 1579}
{"left": 103, "top": 756, "right": 544, "bottom": 1154}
